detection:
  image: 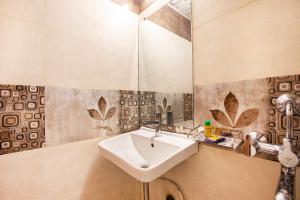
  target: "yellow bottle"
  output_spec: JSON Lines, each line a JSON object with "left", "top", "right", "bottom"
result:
{"left": 204, "top": 120, "right": 212, "bottom": 138}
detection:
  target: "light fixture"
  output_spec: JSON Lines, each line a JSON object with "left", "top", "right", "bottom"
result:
{"left": 123, "top": 3, "right": 130, "bottom": 10}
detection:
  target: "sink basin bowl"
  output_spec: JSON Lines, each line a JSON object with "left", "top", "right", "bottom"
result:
{"left": 98, "top": 127, "right": 198, "bottom": 182}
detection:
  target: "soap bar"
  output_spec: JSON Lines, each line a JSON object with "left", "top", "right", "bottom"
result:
{"left": 205, "top": 136, "right": 225, "bottom": 144}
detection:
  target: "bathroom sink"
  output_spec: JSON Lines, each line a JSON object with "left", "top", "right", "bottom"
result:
{"left": 98, "top": 127, "right": 198, "bottom": 182}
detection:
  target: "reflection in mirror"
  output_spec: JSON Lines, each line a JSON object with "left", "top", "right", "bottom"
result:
{"left": 138, "top": 0, "right": 193, "bottom": 130}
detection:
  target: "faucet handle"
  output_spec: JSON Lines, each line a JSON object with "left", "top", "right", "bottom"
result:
{"left": 276, "top": 94, "right": 300, "bottom": 114}
{"left": 278, "top": 139, "right": 299, "bottom": 168}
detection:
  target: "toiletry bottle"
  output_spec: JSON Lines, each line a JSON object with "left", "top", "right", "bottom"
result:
{"left": 167, "top": 111, "right": 173, "bottom": 126}
{"left": 204, "top": 120, "right": 212, "bottom": 138}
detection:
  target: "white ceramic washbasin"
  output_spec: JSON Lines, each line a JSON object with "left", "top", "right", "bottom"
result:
{"left": 98, "top": 127, "right": 198, "bottom": 182}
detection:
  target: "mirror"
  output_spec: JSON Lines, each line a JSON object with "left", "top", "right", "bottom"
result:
{"left": 138, "top": 0, "right": 193, "bottom": 130}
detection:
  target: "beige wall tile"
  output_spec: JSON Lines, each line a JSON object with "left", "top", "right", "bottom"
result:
{"left": 0, "top": 0, "right": 45, "bottom": 24}
{"left": 139, "top": 20, "right": 192, "bottom": 93}
{"left": 0, "top": 15, "right": 45, "bottom": 86}
{"left": 192, "top": 0, "right": 256, "bottom": 27}
{"left": 193, "top": 0, "right": 300, "bottom": 85}
{"left": 0, "top": 0, "right": 139, "bottom": 90}
{"left": 189, "top": 0, "right": 300, "bottom": 199}
{"left": 45, "top": 0, "right": 139, "bottom": 90}
{"left": 163, "top": 145, "right": 291, "bottom": 200}
{"left": 0, "top": 138, "right": 141, "bottom": 200}
{"left": 45, "top": 0, "right": 72, "bottom": 33}
{"left": 0, "top": 138, "right": 299, "bottom": 200}
{"left": 44, "top": 30, "right": 71, "bottom": 87}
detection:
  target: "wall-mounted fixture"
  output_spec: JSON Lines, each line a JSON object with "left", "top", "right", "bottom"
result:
{"left": 242, "top": 94, "right": 300, "bottom": 200}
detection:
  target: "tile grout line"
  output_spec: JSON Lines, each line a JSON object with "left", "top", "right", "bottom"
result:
{"left": 42, "top": 0, "right": 47, "bottom": 86}
{"left": 0, "top": 12, "right": 42, "bottom": 26}
{"left": 193, "top": 0, "right": 261, "bottom": 29}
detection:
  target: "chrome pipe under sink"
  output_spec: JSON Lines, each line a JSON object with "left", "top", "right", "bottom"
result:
{"left": 275, "top": 166, "right": 296, "bottom": 200}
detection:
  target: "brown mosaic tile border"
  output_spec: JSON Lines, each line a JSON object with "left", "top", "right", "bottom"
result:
{"left": 139, "top": 91, "right": 156, "bottom": 126}
{"left": 0, "top": 85, "right": 45, "bottom": 155}
{"left": 184, "top": 93, "right": 193, "bottom": 121}
{"left": 119, "top": 90, "right": 140, "bottom": 133}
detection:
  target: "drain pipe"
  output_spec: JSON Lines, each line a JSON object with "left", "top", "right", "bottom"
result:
{"left": 143, "top": 182, "right": 150, "bottom": 200}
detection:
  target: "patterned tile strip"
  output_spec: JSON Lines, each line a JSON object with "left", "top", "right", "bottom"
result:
{"left": 183, "top": 93, "right": 193, "bottom": 121}
{"left": 0, "top": 85, "right": 45, "bottom": 155}
{"left": 119, "top": 90, "right": 140, "bottom": 133}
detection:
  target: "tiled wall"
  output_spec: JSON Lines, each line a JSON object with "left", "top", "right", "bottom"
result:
{"left": 140, "top": 91, "right": 193, "bottom": 128}
{"left": 138, "top": 19, "right": 193, "bottom": 94}
{"left": 194, "top": 74, "right": 300, "bottom": 148}
{"left": 0, "top": 85, "right": 192, "bottom": 155}
{"left": 265, "top": 75, "right": 300, "bottom": 145}
{"left": 193, "top": 0, "right": 300, "bottom": 86}
{"left": 183, "top": 93, "right": 193, "bottom": 121}
{"left": 119, "top": 90, "right": 140, "bottom": 133}
{"left": 0, "top": 0, "right": 139, "bottom": 91}
{"left": 0, "top": 85, "right": 45, "bottom": 155}
{"left": 139, "top": 91, "right": 156, "bottom": 126}
{"left": 45, "top": 87, "right": 121, "bottom": 147}
{"left": 2, "top": 74, "right": 298, "bottom": 155}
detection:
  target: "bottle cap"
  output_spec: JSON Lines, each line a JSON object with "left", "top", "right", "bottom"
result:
{"left": 204, "top": 120, "right": 211, "bottom": 126}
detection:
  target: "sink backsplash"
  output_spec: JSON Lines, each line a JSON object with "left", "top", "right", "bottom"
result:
{"left": 194, "top": 74, "right": 300, "bottom": 148}
{"left": 0, "top": 73, "right": 299, "bottom": 155}
{"left": 0, "top": 85, "right": 192, "bottom": 155}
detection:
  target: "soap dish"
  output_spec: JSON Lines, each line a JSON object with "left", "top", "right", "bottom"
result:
{"left": 217, "top": 137, "right": 242, "bottom": 149}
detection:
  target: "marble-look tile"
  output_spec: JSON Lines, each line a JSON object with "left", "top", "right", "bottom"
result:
{"left": 194, "top": 78, "right": 268, "bottom": 138}
{"left": 155, "top": 92, "right": 184, "bottom": 124}
{"left": 194, "top": 74, "right": 300, "bottom": 146}
{"left": 45, "top": 87, "right": 120, "bottom": 147}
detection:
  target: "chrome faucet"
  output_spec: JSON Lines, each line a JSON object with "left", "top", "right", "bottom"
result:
{"left": 143, "top": 113, "right": 162, "bottom": 139}
{"left": 151, "top": 121, "right": 161, "bottom": 139}
{"left": 243, "top": 94, "right": 299, "bottom": 200}
{"left": 187, "top": 124, "right": 202, "bottom": 139}
{"left": 276, "top": 94, "right": 300, "bottom": 143}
